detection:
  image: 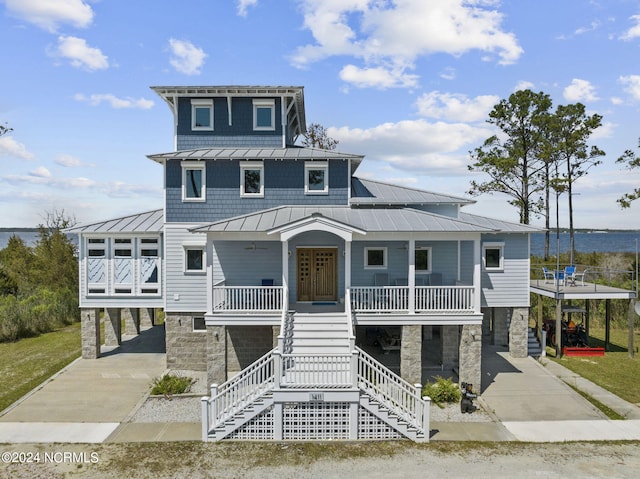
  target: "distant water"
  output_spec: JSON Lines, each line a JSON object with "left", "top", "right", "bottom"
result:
{"left": 531, "top": 231, "right": 640, "bottom": 257}
{"left": 2, "top": 229, "right": 639, "bottom": 255}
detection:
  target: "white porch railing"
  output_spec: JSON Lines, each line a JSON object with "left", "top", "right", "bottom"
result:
{"left": 212, "top": 285, "right": 283, "bottom": 312}
{"left": 350, "top": 285, "right": 474, "bottom": 313}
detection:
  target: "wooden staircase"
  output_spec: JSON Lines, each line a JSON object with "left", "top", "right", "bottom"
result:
{"left": 528, "top": 327, "right": 543, "bottom": 357}
{"left": 290, "top": 313, "right": 351, "bottom": 355}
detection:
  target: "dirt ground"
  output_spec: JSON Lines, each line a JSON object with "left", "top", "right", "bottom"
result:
{"left": 1, "top": 441, "right": 638, "bottom": 479}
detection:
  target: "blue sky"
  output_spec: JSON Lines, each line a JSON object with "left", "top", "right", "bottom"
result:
{"left": 1, "top": 0, "right": 640, "bottom": 229}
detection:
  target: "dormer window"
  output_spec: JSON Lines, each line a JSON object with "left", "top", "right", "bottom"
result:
{"left": 191, "top": 99, "right": 213, "bottom": 130}
{"left": 253, "top": 99, "right": 275, "bottom": 131}
{"left": 305, "top": 161, "right": 328, "bottom": 195}
{"left": 240, "top": 161, "right": 264, "bottom": 197}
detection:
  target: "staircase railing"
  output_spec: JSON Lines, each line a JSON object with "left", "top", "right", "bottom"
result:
{"left": 277, "top": 286, "right": 294, "bottom": 354}
{"left": 201, "top": 349, "right": 276, "bottom": 439}
{"left": 356, "top": 346, "right": 427, "bottom": 431}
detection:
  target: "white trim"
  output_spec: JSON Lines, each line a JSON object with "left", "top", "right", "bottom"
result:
{"left": 181, "top": 162, "right": 206, "bottom": 202}
{"left": 482, "top": 241, "right": 505, "bottom": 271}
{"left": 240, "top": 161, "right": 264, "bottom": 198}
{"left": 304, "top": 161, "right": 329, "bottom": 195}
{"left": 184, "top": 245, "right": 206, "bottom": 274}
{"left": 191, "top": 99, "right": 213, "bottom": 131}
{"left": 253, "top": 99, "right": 275, "bottom": 131}
{"left": 364, "top": 246, "right": 387, "bottom": 269}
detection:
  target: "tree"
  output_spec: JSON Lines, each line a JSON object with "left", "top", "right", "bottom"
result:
{"left": 550, "top": 103, "right": 604, "bottom": 262}
{"left": 616, "top": 138, "right": 640, "bottom": 208}
{"left": 300, "top": 123, "right": 339, "bottom": 150}
{"left": 33, "top": 210, "right": 78, "bottom": 292}
{"left": 0, "top": 235, "right": 35, "bottom": 294}
{"left": 468, "top": 90, "right": 552, "bottom": 224}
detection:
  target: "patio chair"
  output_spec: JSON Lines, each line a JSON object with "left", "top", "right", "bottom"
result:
{"left": 565, "top": 267, "right": 588, "bottom": 286}
{"left": 542, "top": 267, "right": 554, "bottom": 283}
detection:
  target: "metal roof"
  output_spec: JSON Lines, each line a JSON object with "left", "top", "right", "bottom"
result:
{"left": 65, "top": 209, "right": 163, "bottom": 234}
{"left": 351, "top": 177, "right": 475, "bottom": 206}
{"left": 192, "top": 206, "right": 498, "bottom": 234}
{"left": 147, "top": 146, "right": 364, "bottom": 172}
{"left": 458, "top": 212, "right": 545, "bottom": 233}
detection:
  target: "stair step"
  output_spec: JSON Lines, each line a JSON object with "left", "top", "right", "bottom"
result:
{"left": 293, "top": 330, "right": 348, "bottom": 339}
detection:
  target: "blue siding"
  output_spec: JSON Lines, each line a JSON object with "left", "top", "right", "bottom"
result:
{"left": 481, "top": 233, "right": 530, "bottom": 307}
{"left": 166, "top": 158, "right": 350, "bottom": 223}
{"left": 176, "top": 97, "right": 283, "bottom": 148}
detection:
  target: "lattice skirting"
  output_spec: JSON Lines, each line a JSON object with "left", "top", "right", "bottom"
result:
{"left": 224, "top": 402, "right": 407, "bottom": 441}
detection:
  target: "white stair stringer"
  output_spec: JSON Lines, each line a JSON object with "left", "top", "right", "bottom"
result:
{"left": 359, "top": 393, "right": 425, "bottom": 442}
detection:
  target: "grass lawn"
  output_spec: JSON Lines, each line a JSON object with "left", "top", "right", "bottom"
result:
{"left": 0, "top": 322, "right": 82, "bottom": 413}
{"left": 549, "top": 328, "right": 640, "bottom": 405}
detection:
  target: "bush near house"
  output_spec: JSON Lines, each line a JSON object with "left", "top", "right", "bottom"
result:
{"left": 422, "top": 376, "right": 461, "bottom": 405}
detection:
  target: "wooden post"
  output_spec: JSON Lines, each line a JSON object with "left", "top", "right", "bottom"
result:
{"left": 629, "top": 299, "right": 635, "bottom": 359}
{"left": 556, "top": 299, "right": 562, "bottom": 357}
{"left": 605, "top": 299, "right": 611, "bottom": 351}
{"left": 585, "top": 299, "right": 590, "bottom": 338}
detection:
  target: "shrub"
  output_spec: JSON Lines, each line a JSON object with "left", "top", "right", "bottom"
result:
{"left": 150, "top": 374, "right": 194, "bottom": 396}
{"left": 422, "top": 376, "right": 461, "bottom": 405}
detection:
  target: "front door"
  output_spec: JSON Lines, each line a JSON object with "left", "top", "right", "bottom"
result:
{"left": 296, "top": 248, "right": 338, "bottom": 302}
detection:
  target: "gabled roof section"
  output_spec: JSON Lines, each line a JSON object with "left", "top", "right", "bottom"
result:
{"left": 350, "top": 177, "right": 475, "bottom": 206}
{"left": 65, "top": 210, "right": 163, "bottom": 234}
{"left": 151, "top": 85, "right": 306, "bottom": 141}
{"left": 147, "top": 146, "right": 364, "bottom": 171}
{"left": 191, "top": 206, "right": 496, "bottom": 234}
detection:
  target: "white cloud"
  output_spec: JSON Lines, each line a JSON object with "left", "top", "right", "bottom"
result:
{"left": 168, "top": 38, "right": 207, "bottom": 75}
{"left": 291, "top": 0, "right": 523, "bottom": 89}
{"left": 4, "top": 0, "right": 93, "bottom": 32}
{"left": 415, "top": 91, "right": 499, "bottom": 122}
{"left": 574, "top": 20, "right": 600, "bottom": 36}
{"left": 52, "top": 35, "right": 109, "bottom": 71}
{"left": 74, "top": 93, "right": 154, "bottom": 109}
{"left": 237, "top": 0, "right": 258, "bottom": 17}
{"left": 610, "top": 97, "right": 623, "bottom": 105}
{"left": 339, "top": 64, "right": 418, "bottom": 89}
{"left": 29, "top": 166, "right": 51, "bottom": 178}
{"left": 514, "top": 80, "right": 535, "bottom": 91}
{"left": 329, "top": 119, "right": 492, "bottom": 176}
{"left": 0, "top": 135, "right": 35, "bottom": 160}
{"left": 619, "top": 75, "right": 640, "bottom": 100}
{"left": 439, "top": 67, "right": 456, "bottom": 81}
{"left": 620, "top": 15, "right": 640, "bottom": 40}
{"left": 563, "top": 78, "right": 598, "bottom": 102}
{"left": 3, "top": 173, "right": 96, "bottom": 189}
{"left": 590, "top": 121, "right": 615, "bottom": 140}
{"left": 54, "top": 154, "right": 94, "bottom": 167}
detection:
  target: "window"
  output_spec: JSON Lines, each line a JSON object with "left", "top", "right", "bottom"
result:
{"left": 415, "top": 247, "right": 432, "bottom": 272}
{"left": 191, "top": 99, "right": 213, "bottom": 130}
{"left": 240, "top": 162, "right": 264, "bottom": 197}
{"left": 365, "top": 247, "right": 387, "bottom": 269}
{"left": 185, "top": 247, "right": 205, "bottom": 273}
{"left": 253, "top": 99, "right": 275, "bottom": 130}
{"left": 483, "top": 242, "right": 504, "bottom": 271}
{"left": 305, "top": 162, "right": 328, "bottom": 195}
{"left": 139, "top": 238, "right": 160, "bottom": 295}
{"left": 182, "top": 162, "right": 205, "bottom": 201}
{"left": 87, "top": 238, "right": 106, "bottom": 294}
{"left": 112, "top": 238, "right": 133, "bottom": 294}
{"left": 193, "top": 316, "right": 206, "bottom": 332}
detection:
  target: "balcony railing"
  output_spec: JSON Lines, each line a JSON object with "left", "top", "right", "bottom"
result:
{"left": 213, "top": 285, "right": 283, "bottom": 313}
{"left": 211, "top": 284, "right": 476, "bottom": 314}
{"left": 350, "top": 285, "right": 475, "bottom": 314}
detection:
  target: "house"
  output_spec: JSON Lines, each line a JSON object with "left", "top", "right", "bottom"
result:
{"left": 68, "top": 85, "right": 540, "bottom": 441}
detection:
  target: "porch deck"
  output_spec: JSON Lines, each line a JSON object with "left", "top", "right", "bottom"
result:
{"left": 530, "top": 279, "right": 636, "bottom": 300}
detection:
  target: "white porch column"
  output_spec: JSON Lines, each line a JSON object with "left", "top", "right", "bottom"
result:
{"left": 206, "top": 236, "right": 214, "bottom": 315}
{"left": 282, "top": 240, "right": 289, "bottom": 306}
{"left": 408, "top": 239, "right": 415, "bottom": 314}
{"left": 345, "top": 240, "right": 352, "bottom": 291}
{"left": 473, "top": 237, "right": 482, "bottom": 313}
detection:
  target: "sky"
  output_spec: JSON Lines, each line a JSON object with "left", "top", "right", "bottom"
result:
{"left": 1, "top": 0, "right": 640, "bottom": 230}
